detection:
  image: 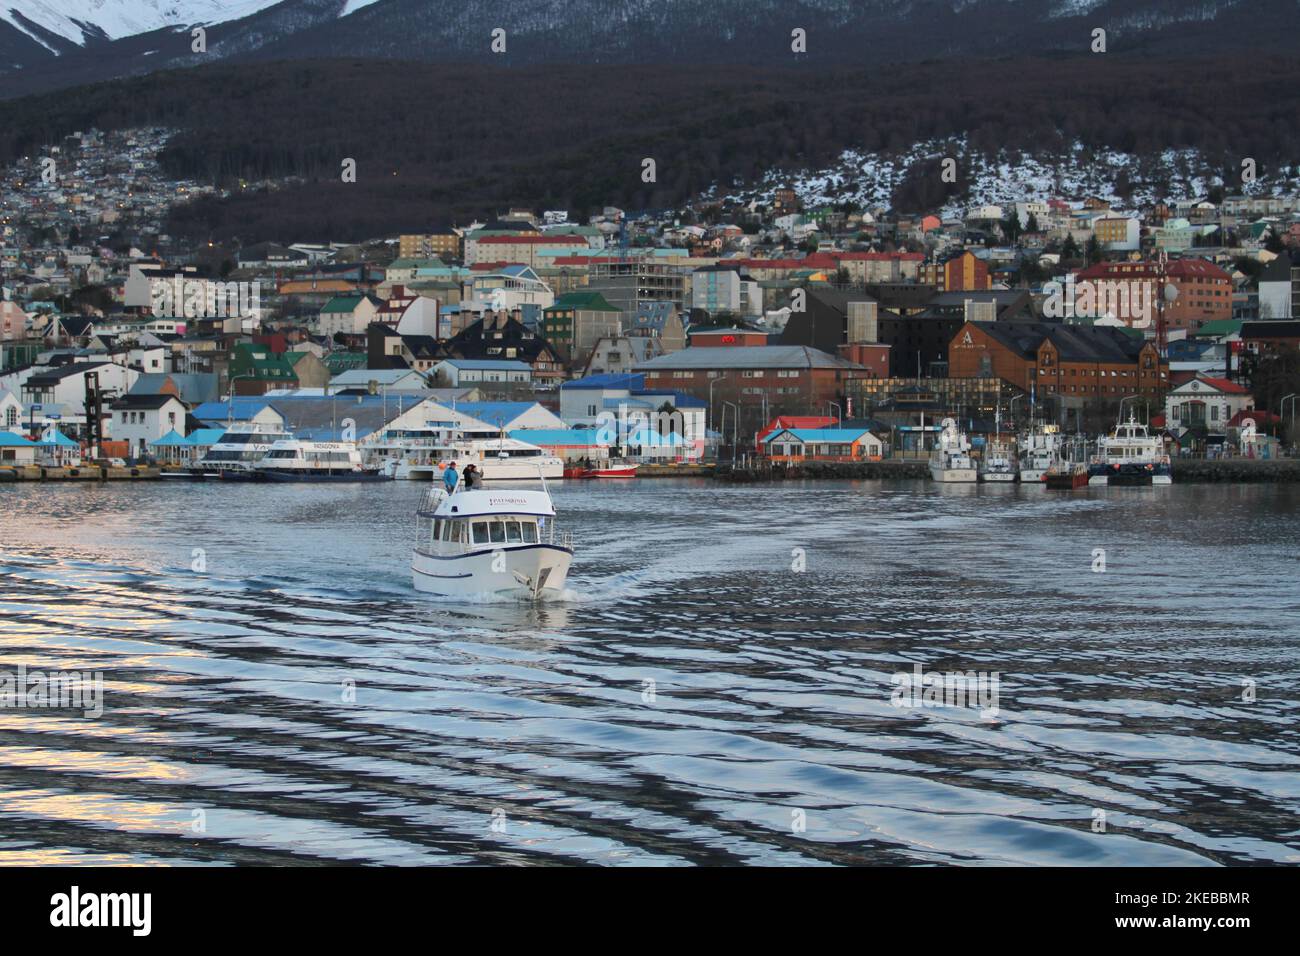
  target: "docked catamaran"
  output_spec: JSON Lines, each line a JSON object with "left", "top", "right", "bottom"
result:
{"left": 193, "top": 422, "right": 293, "bottom": 478}
{"left": 411, "top": 470, "right": 573, "bottom": 599}
{"left": 1088, "top": 413, "right": 1173, "bottom": 486}
{"left": 929, "top": 418, "right": 978, "bottom": 483}
{"left": 256, "top": 439, "right": 386, "bottom": 481}
{"left": 368, "top": 425, "right": 563, "bottom": 480}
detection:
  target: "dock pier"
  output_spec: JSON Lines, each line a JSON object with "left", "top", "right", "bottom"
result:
{"left": 0, "top": 465, "right": 163, "bottom": 482}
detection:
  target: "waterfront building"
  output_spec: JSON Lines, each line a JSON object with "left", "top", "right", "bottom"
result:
{"left": 1164, "top": 375, "right": 1254, "bottom": 433}
{"left": 0, "top": 430, "right": 37, "bottom": 465}
{"left": 762, "top": 426, "right": 885, "bottom": 462}
{"left": 633, "top": 344, "right": 868, "bottom": 428}
{"left": 947, "top": 321, "right": 1167, "bottom": 403}
{"left": 107, "top": 393, "right": 187, "bottom": 459}
{"left": 559, "top": 372, "right": 707, "bottom": 442}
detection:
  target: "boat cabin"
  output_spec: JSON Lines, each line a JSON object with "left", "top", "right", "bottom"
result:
{"left": 414, "top": 485, "right": 563, "bottom": 557}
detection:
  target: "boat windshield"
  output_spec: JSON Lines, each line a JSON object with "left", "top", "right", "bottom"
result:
{"left": 472, "top": 475, "right": 550, "bottom": 495}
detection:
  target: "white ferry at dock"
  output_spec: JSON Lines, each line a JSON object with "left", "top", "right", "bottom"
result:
{"left": 192, "top": 422, "right": 292, "bottom": 478}
{"left": 256, "top": 439, "right": 387, "bottom": 482}
{"left": 368, "top": 426, "right": 563, "bottom": 480}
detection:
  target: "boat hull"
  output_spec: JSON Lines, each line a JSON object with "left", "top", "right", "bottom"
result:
{"left": 411, "top": 544, "right": 573, "bottom": 598}
{"left": 930, "top": 464, "right": 978, "bottom": 482}
{"left": 1045, "top": 468, "right": 1089, "bottom": 489}
{"left": 1088, "top": 463, "right": 1174, "bottom": 486}
{"left": 260, "top": 468, "right": 389, "bottom": 482}
{"left": 978, "top": 471, "right": 1017, "bottom": 482}
{"left": 1018, "top": 468, "right": 1048, "bottom": 483}
{"left": 577, "top": 465, "right": 638, "bottom": 479}
{"left": 187, "top": 468, "right": 262, "bottom": 481}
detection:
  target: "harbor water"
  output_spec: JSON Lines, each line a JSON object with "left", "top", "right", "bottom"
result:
{"left": 1, "top": 479, "right": 1298, "bottom": 865}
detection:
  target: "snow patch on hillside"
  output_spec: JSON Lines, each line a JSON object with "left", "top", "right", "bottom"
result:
{"left": 711, "top": 139, "right": 1300, "bottom": 216}
{"left": 0, "top": 0, "right": 285, "bottom": 47}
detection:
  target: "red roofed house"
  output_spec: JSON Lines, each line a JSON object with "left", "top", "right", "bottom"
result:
{"left": 465, "top": 234, "right": 591, "bottom": 268}
{"left": 755, "top": 415, "right": 837, "bottom": 450}
{"left": 1164, "top": 374, "right": 1253, "bottom": 432}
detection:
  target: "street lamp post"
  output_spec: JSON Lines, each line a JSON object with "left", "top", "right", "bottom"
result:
{"left": 226, "top": 372, "right": 257, "bottom": 426}
{"left": 722, "top": 401, "right": 739, "bottom": 467}
{"left": 1281, "top": 393, "right": 1298, "bottom": 450}
{"left": 712, "top": 374, "right": 722, "bottom": 434}
{"left": 826, "top": 401, "right": 841, "bottom": 427}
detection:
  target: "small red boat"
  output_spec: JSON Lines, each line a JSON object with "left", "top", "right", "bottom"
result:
{"left": 576, "top": 463, "right": 638, "bottom": 479}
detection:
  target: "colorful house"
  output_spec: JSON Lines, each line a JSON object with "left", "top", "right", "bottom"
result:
{"left": 763, "top": 427, "right": 884, "bottom": 462}
{"left": 0, "top": 430, "right": 37, "bottom": 465}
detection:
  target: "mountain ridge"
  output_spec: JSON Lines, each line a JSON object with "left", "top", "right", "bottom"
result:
{"left": 2, "top": 0, "right": 1296, "bottom": 99}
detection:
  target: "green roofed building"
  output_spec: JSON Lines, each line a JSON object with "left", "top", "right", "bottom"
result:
{"left": 324, "top": 351, "right": 368, "bottom": 375}
{"left": 228, "top": 343, "right": 299, "bottom": 395}
{"left": 542, "top": 291, "right": 622, "bottom": 364}
{"left": 1193, "top": 319, "right": 1243, "bottom": 339}
{"left": 318, "top": 293, "right": 381, "bottom": 338}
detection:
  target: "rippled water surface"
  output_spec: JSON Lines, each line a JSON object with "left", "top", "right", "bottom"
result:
{"left": 1, "top": 478, "right": 1298, "bottom": 866}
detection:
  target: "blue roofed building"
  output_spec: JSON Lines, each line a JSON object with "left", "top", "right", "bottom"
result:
{"left": 192, "top": 397, "right": 284, "bottom": 428}
{"left": 455, "top": 401, "right": 564, "bottom": 432}
{"left": 431, "top": 358, "right": 533, "bottom": 387}
{"left": 0, "top": 430, "right": 38, "bottom": 465}
{"left": 559, "top": 372, "right": 708, "bottom": 457}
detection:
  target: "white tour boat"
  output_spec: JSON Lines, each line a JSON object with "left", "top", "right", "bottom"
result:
{"left": 1088, "top": 413, "right": 1173, "bottom": 486}
{"left": 369, "top": 426, "right": 563, "bottom": 480}
{"left": 411, "top": 471, "right": 573, "bottom": 599}
{"left": 193, "top": 422, "right": 293, "bottom": 478}
{"left": 256, "top": 439, "right": 387, "bottom": 482}
{"left": 929, "top": 418, "right": 978, "bottom": 483}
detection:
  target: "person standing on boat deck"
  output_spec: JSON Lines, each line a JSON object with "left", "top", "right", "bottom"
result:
{"left": 463, "top": 463, "right": 479, "bottom": 489}
{"left": 443, "top": 461, "right": 459, "bottom": 493}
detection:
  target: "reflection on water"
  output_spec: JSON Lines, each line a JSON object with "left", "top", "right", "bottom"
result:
{"left": 1, "top": 478, "right": 1298, "bottom": 865}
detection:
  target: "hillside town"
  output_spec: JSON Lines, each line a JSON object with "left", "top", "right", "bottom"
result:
{"left": 2, "top": 127, "right": 1299, "bottom": 474}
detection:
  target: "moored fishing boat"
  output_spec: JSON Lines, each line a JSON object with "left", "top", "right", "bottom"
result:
{"left": 978, "top": 441, "right": 1018, "bottom": 482}
{"left": 929, "top": 418, "right": 977, "bottom": 482}
{"left": 1088, "top": 413, "right": 1173, "bottom": 486}
{"left": 1017, "top": 424, "right": 1060, "bottom": 483}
